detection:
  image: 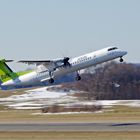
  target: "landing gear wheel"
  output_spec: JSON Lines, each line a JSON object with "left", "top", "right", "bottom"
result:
{"left": 76, "top": 76, "right": 81, "bottom": 81}
{"left": 49, "top": 78, "right": 54, "bottom": 84}
{"left": 120, "top": 57, "right": 124, "bottom": 63}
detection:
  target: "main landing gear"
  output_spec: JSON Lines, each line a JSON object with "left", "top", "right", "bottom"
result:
{"left": 75, "top": 71, "right": 81, "bottom": 81}
{"left": 49, "top": 78, "right": 54, "bottom": 84}
{"left": 120, "top": 57, "right": 124, "bottom": 63}
{"left": 48, "top": 71, "right": 54, "bottom": 84}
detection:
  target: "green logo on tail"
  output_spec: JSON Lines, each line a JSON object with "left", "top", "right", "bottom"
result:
{"left": 0, "top": 59, "right": 18, "bottom": 83}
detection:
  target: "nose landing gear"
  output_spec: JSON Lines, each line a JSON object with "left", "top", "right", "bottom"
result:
{"left": 120, "top": 57, "right": 124, "bottom": 63}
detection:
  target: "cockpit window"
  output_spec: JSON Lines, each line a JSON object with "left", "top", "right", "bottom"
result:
{"left": 108, "top": 47, "right": 118, "bottom": 51}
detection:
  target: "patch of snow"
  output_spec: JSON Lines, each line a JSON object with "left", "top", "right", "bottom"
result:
{"left": 0, "top": 86, "right": 140, "bottom": 111}
{"left": 12, "top": 107, "right": 43, "bottom": 110}
{"left": 0, "top": 88, "right": 69, "bottom": 102}
{"left": 32, "top": 112, "right": 93, "bottom": 115}
{"left": 95, "top": 100, "right": 140, "bottom": 107}
{"left": 0, "top": 86, "right": 77, "bottom": 110}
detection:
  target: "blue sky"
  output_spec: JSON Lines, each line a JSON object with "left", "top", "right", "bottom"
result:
{"left": 0, "top": 0, "right": 140, "bottom": 71}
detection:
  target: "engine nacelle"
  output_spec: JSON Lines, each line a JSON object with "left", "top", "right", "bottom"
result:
{"left": 63, "top": 57, "right": 70, "bottom": 66}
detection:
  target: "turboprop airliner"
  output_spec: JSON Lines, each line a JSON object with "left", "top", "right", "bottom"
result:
{"left": 0, "top": 46, "right": 127, "bottom": 89}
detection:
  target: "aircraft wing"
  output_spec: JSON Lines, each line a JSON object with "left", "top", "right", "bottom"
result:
{"left": 18, "top": 57, "right": 71, "bottom": 70}
{"left": 18, "top": 60, "right": 52, "bottom": 66}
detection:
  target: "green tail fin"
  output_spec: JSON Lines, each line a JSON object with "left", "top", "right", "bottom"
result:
{"left": 0, "top": 59, "right": 18, "bottom": 83}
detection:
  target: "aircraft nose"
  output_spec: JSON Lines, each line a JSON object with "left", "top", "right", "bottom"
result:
{"left": 121, "top": 51, "right": 127, "bottom": 56}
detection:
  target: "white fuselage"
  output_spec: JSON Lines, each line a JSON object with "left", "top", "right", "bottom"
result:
{"left": 2, "top": 47, "right": 127, "bottom": 87}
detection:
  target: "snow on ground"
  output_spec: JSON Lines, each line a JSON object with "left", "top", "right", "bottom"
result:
{"left": 96, "top": 100, "right": 140, "bottom": 107}
{"left": 0, "top": 87, "right": 78, "bottom": 110}
{"left": 0, "top": 86, "right": 140, "bottom": 110}
{"left": 0, "top": 87, "right": 68, "bottom": 102}
{"left": 77, "top": 100, "right": 140, "bottom": 108}
{"left": 32, "top": 112, "right": 97, "bottom": 115}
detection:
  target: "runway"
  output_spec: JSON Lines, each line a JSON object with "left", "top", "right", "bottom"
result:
{"left": 0, "top": 122, "right": 140, "bottom": 132}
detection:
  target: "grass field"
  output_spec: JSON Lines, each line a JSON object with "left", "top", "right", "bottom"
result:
{"left": 0, "top": 105, "right": 140, "bottom": 123}
{"left": 0, "top": 132, "right": 140, "bottom": 140}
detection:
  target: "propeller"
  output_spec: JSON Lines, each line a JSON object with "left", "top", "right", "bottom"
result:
{"left": 63, "top": 57, "right": 71, "bottom": 67}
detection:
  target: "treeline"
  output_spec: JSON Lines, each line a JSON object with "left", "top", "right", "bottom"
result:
{"left": 63, "top": 62, "right": 140, "bottom": 100}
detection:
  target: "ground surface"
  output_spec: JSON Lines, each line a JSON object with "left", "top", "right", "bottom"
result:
{"left": 0, "top": 87, "right": 140, "bottom": 140}
{"left": 0, "top": 132, "right": 140, "bottom": 140}
{"left": 0, "top": 122, "right": 140, "bottom": 132}
{"left": 0, "top": 105, "right": 139, "bottom": 140}
{"left": 0, "top": 106, "right": 140, "bottom": 123}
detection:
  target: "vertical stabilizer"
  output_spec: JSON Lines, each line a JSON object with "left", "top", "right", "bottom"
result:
{"left": 0, "top": 59, "right": 18, "bottom": 83}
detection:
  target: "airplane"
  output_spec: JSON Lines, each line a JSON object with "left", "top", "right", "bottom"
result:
{"left": 0, "top": 46, "right": 127, "bottom": 89}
